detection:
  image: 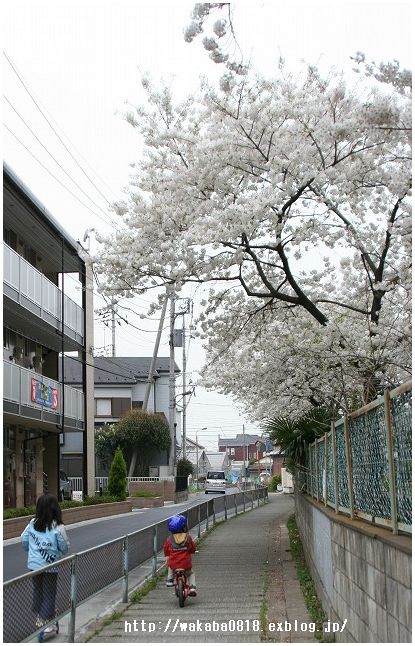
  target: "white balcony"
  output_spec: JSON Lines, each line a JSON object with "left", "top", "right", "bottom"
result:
{"left": 3, "top": 243, "right": 84, "bottom": 345}
{"left": 3, "top": 361, "right": 85, "bottom": 429}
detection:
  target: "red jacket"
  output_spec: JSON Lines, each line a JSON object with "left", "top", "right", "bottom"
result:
{"left": 163, "top": 532, "right": 196, "bottom": 571}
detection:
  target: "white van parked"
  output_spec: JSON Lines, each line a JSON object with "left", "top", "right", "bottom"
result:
{"left": 205, "top": 470, "right": 227, "bottom": 494}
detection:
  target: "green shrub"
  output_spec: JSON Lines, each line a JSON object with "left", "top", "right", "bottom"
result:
{"left": 3, "top": 495, "right": 123, "bottom": 519}
{"left": 83, "top": 495, "right": 124, "bottom": 505}
{"left": 108, "top": 446, "right": 127, "bottom": 499}
{"left": 4, "top": 506, "right": 35, "bottom": 520}
{"left": 268, "top": 474, "right": 282, "bottom": 492}
{"left": 176, "top": 458, "right": 193, "bottom": 478}
{"left": 131, "top": 491, "right": 160, "bottom": 498}
{"left": 60, "top": 500, "right": 83, "bottom": 509}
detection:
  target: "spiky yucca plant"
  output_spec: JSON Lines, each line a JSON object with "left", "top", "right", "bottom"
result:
{"left": 262, "top": 408, "right": 333, "bottom": 473}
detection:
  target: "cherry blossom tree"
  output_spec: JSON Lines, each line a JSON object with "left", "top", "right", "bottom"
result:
{"left": 95, "top": 57, "right": 411, "bottom": 416}
{"left": 199, "top": 281, "right": 411, "bottom": 418}
{"left": 183, "top": 3, "right": 247, "bottom": 75}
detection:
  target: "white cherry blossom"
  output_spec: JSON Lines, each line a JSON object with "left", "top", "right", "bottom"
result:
{"left": 95, "top": 57, "right": 411, "bottom": 419}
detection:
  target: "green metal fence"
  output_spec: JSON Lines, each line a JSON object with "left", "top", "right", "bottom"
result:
{"left": 304, "top": 382, "right": 412, "bottom": 535}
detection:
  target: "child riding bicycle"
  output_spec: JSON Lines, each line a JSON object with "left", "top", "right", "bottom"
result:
{"left": 163, "top": 514, "right": 197, "bottom": 596}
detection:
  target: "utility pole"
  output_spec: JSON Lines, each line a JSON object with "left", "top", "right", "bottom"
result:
{"left": 196, "top": 430, "right": 198, "bottom": 490}
{"left": 111, "top": 299, "right": 116, "bottom": 357}
{"left": 142, "top": 297, "right": 168, "bottom": 411}
{"left": 196, "top": 427, "right": 207, "bottom": 491}
{"left": 128, "top": 295, "right": 168, "bottom": 478}
{"left": 182, "top": 313, "right": 187, "bottom": 458}
{"left": 168, "top": 293, "right": 176, "bottom": 475}
{"left": 180, "top": 300, "right": 191, "bottom": 458}
{"left": 243, "top": 423, "right": 246, "bottom": 483}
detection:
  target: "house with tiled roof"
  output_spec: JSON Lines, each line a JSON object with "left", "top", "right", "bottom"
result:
{"left": 218, "top": 433, "right": 264, "bottom": 462}
{"left": 63, "top": 356, "right": 180, "bottom": 478}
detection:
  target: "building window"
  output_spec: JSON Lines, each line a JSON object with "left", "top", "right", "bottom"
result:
{"left": 3, "top": 227, "right": 17, "bottom": 250}
{"left": 132, "top": 400, "right": 143, "bottom": 409}
{"left": 230, "top": 447, "right": 235, "bottom": 456}
{"left": 112, "top": 398, "right": 131, "bottom": 418}
{"left": 96, "top": 399, "right": 112, "bottom": 416}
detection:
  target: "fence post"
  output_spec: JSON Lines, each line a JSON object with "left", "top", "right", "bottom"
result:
{"left": 122, "top": 535, "right": 129, "bottom": 603}
{"left": 251, "top": 488, "right": 254, "bottom": 510}
{"left": 68, "top": 556, "right": 77, "bottom": 643}
{"left": 331, "top": 422, "right": 339, "bottom": 514}
{"left": 152, "top": 525, "right": 158, "bottom": 576}
{"left": 206, "top": 501, "right": 209, "bottom": 531}
{"left": 224, "top": 494, "right": 227, "bottom": 520}
{"left": 213, "top": 497, "right": 216, "bottom": 525}
{"left": 197, "top": 504, "right": 201, "bottom": 538}
{"left": 324, "top": 432, "right": 328, "bottom": 506}
{"left": 384, "top": 389, "right": 399, "bottom": 535}
{"left": 243, "top": 490, "right": 246, "bottom": 512}
{"left": 343, "top": 415, "right": 354, "bottom": 519}
{"left": 315, "top": 441, "right": 319, "bottom": 502}
{"left": 234, "top": 493, "right": 237, "bottom": 515}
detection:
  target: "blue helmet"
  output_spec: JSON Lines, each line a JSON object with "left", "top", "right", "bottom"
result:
{"left": 168, "top": 514, "right": 186, "bottom": 533}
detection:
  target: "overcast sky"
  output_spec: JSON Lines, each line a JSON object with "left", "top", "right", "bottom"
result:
{"left": 3, "top": 0, "right": 411, "bottom": 449}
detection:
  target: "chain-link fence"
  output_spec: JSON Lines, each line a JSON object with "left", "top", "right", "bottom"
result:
{"left": 304, "top": 383, "right": 411, "bottom": 535}
{"left": 3, "top": 487, "right": 268, "bottom": 643}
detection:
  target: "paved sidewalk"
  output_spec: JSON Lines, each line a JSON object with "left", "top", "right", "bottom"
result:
{"left": 89, "top": 494, "right": 318, "bottom": 643}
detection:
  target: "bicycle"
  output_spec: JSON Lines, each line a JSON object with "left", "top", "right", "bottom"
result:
{"left": 173, "top": 569, "right": 189, "bottom": 607}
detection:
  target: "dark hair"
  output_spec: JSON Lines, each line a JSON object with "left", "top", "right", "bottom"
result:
{"left": 33, "top": 494, "right": 63, "bottom": 532}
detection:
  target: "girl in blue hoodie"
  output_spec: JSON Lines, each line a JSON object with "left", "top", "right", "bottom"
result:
{"left": 21, "top": 494, "right": 69, "bottom": 632}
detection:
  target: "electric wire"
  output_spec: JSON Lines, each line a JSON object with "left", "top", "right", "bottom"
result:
{"left": 4, "top": 124, "right": 115, "bottom": 225}
{"left": 3, "top": 50, "right": 119, "bottom": 211}
{"left": 3, "top": 95, "right": 117, "bottom": 224}
{"left": 62, "top": 354, "right": 147, "bottom": 381}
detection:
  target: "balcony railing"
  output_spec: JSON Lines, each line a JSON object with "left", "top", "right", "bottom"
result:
{"left": 3, "top": 361, "right": 84, "bottom": 425}
{"left": 3, "top": 243, "right": 84, "bottom": 342}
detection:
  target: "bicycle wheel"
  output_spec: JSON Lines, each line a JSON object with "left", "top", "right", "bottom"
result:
{"left": 178, "top": 579, "right": 185, "bottom": 607}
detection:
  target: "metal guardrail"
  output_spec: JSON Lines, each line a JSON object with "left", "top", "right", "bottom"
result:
{"left": 3, "top": 487, "right": 268, "bottom": 643}
{"left": 302, "top": 382, "right": 412, "bottom": 535}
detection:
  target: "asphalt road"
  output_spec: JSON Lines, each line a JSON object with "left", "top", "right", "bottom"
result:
{"left": 3, "top": 489, "right": 240, "bottom": 582}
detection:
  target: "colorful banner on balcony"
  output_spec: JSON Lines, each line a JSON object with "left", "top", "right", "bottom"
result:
{"left": 31, "top": 378, "right": 59, "bottom": 410}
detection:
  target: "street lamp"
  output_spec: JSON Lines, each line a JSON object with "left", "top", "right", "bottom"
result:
{"left": 196, "top": 427, "right": 207, "bottom": 491}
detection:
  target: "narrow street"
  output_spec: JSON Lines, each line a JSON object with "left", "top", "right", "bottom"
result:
{"left": 3, "top": 489, "right": 239, "bottom": 581}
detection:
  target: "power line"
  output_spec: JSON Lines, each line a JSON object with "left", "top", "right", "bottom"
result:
{"left": 62, "top": 354, "right": 147, "bottom": 382}
{"left": 114, "top": 310, "right": 170, "bottom": 334}
{"left": 3, "top": 50, "right": 119, "bottom": 212}
{"left": 4, "top": 124, "right": 116, "bottom": 226}
{"left": 3, "top": 95, "right": 116, "bottom": 224}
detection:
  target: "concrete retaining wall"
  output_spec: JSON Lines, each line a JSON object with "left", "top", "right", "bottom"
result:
{"left": 295, "top": 492, "right": 412, "bottom": 643}
{"left": 128, "top": 480, "right": 188, "bottom": 503}
{"left": 127, "top": 496, "right": 164, "bottom": 508}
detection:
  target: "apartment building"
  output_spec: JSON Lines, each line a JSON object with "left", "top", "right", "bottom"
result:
{"left": 3, "top": 164, "right": 95, "bottom": 508}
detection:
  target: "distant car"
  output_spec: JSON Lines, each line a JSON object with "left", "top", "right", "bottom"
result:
{"left": 205, "top": 470, "right": 227, "bottom": 494}
{"left": 59, "top": 470, "right": 72, "bottom": 501}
